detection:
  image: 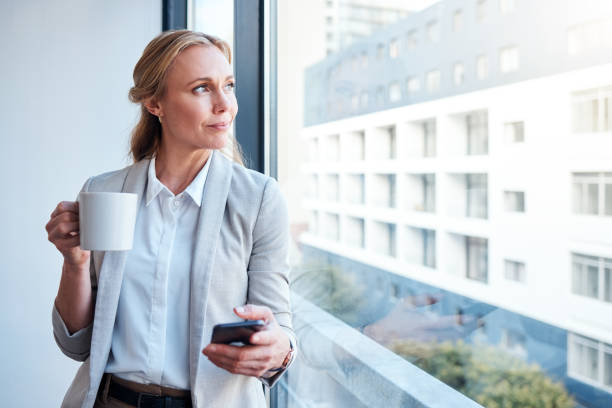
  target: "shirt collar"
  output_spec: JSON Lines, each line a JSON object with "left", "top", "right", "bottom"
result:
{"left": 145, "top": 151, "right": 212, "bottom": 208}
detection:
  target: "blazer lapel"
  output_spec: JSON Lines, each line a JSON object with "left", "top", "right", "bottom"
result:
{"left": 87, "top": 159, "right": 149, "bottom": 403}
{"left": 189, "top": 150, "right": 233, "bottom": 393}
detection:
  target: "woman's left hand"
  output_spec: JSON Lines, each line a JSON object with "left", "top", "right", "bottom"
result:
{"left": 202, "top": 304, "right": 291, "bottom": 378}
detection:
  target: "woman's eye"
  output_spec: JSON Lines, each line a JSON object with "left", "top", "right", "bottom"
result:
{"left": 194, "top": 84, "right": 209, "bottom": 93}
{"left": 225, "top": 82, "right": 236, "bottom": 92}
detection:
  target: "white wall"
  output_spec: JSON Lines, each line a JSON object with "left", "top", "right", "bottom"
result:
{"left": 0, "top": 1, "right": 160, "bottom": 405}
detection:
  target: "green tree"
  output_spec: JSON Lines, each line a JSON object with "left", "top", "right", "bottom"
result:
{"left": 392, "top": 340, "right": 574, "bottom": 408}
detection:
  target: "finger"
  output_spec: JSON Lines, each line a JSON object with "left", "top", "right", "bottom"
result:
{"left": 249, "top": 330, "right": 277, "bottom": 346}
{"left": 46, "top": 211, "right": 79, "bottom": 232}
{"left": 210, "top": 359, "right": 266, "bottom": 377}
{"left": 206, "top": 351, "right": 269, "bottom": 371}
{"left": 50, "top": 201, "right": 79, "bottom": 218}
{"left": 203, "top": 343, "right": 269, "bottom": 362}
{"left": 48, "top": 221, "right": 80, "bottom": 242}
{"left": 54, "top": 235, "right": 81, "bottom": 250}
{"left": 233, "top": 304, "right": 274, "bottom": 324}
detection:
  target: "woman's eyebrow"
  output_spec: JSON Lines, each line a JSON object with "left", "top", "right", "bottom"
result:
{"left": 187, "top": 75, "right": 235, "bottom": 86}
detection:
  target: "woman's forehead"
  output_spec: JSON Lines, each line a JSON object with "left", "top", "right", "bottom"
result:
{"left": 169, "top": 45, "right": 232, "bottom": 82}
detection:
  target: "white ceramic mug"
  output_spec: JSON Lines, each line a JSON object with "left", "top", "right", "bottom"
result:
{"left": 77, "top": 192, "right": 138, "bottom": 251}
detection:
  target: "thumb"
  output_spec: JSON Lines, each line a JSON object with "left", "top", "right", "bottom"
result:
{"left": 233, "top": 304, "right": 273, "bottom": 324}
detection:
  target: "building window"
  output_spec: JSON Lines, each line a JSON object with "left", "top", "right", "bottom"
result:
{"left": 309, "top": 211, "right": 318, "bottom": 234}
{"left": 376, "top": 86, "right": 385, "bottom": 105}
{"left": 351, "top": 94, "right": 359, "bottom": 110}
{"left": 323, "top": 212, "right": 340, "bottom": 241}
{"left": 467, "top": 236, "right": 488, "bottom": 283}
{"left": 360, "top": 91, "right": 369, "bottom": 108}
{"left": 572, "top": 253, "right": 612, "bottom": 302}
{"left": 407, "top": 76, "right": 420, "bottom": 94}
{"left": 370, "top": 221, "right": 396, "bottom": 257}
{"left": 504, "top": 121, "right": 525, "bottom": 142}
{"left": 389, "top": 81, "right": 401, "bottom": 102}
{"left": 476, "top": 55, "right": 489, "bottom": 79}
{"left": 568, "top": 19, "right": 612, "bottom": 56}
{"left": 499, "top": 0, "right": 516, "bottom": 14}
{"left": 423, "top": 119, "right": 436, "bottom": 157}
{"left": 504, "top": 259, "right": 526, "bottom": 283}
{"left": 476, "top": 0, "right": 487, "bottom": 22}
{"left": 504, "top": 191, "right": 525, "bottom": 212}
{"left": 467, "top": 111, "right": 488, "bottom": 155}
{"left": 308, "top": 138, "right": 319, "bottom": 162}
{"left": 572, "top": 173, "right": 612, "bottom": 216}
{"left": 325, "top": 16, "right": 333, "bottom": 25}
{"left": 308, "top": 174, "right": 319, "bottom": 199}
{"left": 361, "top": 51, "right": 368, "bottom": 68}
{"left": 467, "top": 174, "right": 488, "bottom": 219}
{"left": 453, "top": 10, "right": 463, "bottom": 32}
{"left": 426, "top": 70, "right": 441, "bottom": 93}
{"left": 377, "top": 43, "right": 385, "bottom": 59}
{"left": 501, "top": 328, "right": 527, "bottom": 357}
{"left": 345, "top": 174, "right": 365, "bottom": 204}
{"left": 389, "top": 38, "right": 399, "bottom": 58}
{"left": 345, "top": 217, "right": 365, "bottom": 248}
{"left": 568, "top": 333, "right": 612, "bottom": 388}
{"left": 405, "top": 227, "right": 436, "bottom": 268}
{"left": 426, "top": 20, "right": 439, "bottom": 43}
{"left": 500, "top": 46, "right": 519, "bottom": 73}
{"left": 406, "top": 30, "right": 417, "bottom": 50}
{"left": 453, "top": 63, "right": 465, "bottom": 85}
{"left": 571, "top": 86, "right": 612, "bottom": 133}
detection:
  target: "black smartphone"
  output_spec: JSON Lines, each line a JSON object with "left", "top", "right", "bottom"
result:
{"left": 210, "top": 320, "right": 266, "bottom": 345}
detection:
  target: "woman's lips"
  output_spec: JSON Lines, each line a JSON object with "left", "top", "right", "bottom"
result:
{"left": 207, "top": 122, "right": 229, "bottom": 130}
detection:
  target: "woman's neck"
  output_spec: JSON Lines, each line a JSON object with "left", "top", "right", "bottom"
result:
{"left": 154, "top": 146, "right": 211, "bottom": 196}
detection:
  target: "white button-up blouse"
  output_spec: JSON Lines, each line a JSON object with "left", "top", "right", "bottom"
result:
{"left": 105, "top": 155, "right": 211, "bottom": 389}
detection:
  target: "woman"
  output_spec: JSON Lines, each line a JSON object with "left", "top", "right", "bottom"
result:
{"left": 46, "top": 30, "right": 295, "bottom": 408}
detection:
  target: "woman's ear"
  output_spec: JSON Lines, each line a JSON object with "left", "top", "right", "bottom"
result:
{"left": 144, "top": 97, "right": 163, "bottom": 118}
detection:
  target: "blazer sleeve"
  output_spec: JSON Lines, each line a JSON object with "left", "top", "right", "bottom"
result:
{"left": 247, "top": 177, "right": 297, "bottom": 387}
{"left": 51, "top": 177, "right": 97, "bottom": 362}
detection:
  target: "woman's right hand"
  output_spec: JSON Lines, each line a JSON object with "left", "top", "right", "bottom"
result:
{"left": 46, "top": 201, "right": 90, "bottom": 268}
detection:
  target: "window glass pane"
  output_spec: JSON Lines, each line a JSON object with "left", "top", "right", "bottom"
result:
{"left": 606, "top": 183, "right": 612, "bottom": 215}
{"left": 275, "top": 1, "right": 612, "bottom": 406}
{"left": 605, "top": 263, "right": 612, "bottom": 302}
{"left": 605, "top": 350, "right": 612, "bottom": 386}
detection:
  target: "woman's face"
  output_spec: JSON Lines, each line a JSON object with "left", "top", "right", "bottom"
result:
{"left": 151, "top": 44, "right": 238, "bottom": 152}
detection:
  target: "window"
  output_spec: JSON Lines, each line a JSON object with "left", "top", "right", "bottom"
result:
{"left": 406, "top": 30, "right": 417, "bottom": 50}
{"left": 322, "top": 212, "right": 340, "bottom": 241}
{"left": 351, "top": 94, "right": 359, "bottom": 110}
{"left": 426, "top": 20, "right": 439, "bottom": 43}
{"left": 370, "top": 221, "right": 396, "bottom": 257}
{"left": 360, "top": 91, "right": 369, "bottom": 108}
{"left": 500, "top": 46, "right": 519, "bottom": 73}
{"left": 501, "top": 329, "right": 526, "bottom": 357}
{"left": 499, "top": 0, "right": 516, "bottom": 14}
{"left": 389, "top": 81, "right": 401, "bottom": 102}
{"left": 504, "top": 121, "right": 525, "bottom": 142}
{"left": 567, "top": 19, "right": 612, "bottom": 56}
{"left": 426, "top": 70, "right": 441, "bottom": 93}
{"left": 345, "top": 217, "right": 365, "bottom": 248}
{"left": 504, "top": 191, "right": 525, "bottom": 212}
{"left": 504, "top": 260, "right": 526, "bottom": 283}
{"left": 571, "top": 86, "right": 612, "bottom": 133}
{"left": 423, "top": 119, "right": 436, "bottom": 157}
{"left": 389, "top": 38, "right": 399, "bottom": 58}
{"left": 467, "top": 174, "right": 488, "bottom": 219}
{"left": 361, "top": 51, "right": 368, "bottom": 68}
{"left": 568, "top": 333, "right": 612, "bottom": 388}
{"left": 467, "top": 111, "right": 488, "bottom": 155}
{"left": 572, "top": 173, "right": 612, "bottom": 216}
{"left": 407, "top": 76, "right": 420, "bottom": 94}
{"left": 376, "top": 86, "right": 385, "bottom": 105}
{"left": 476, "top": 55, "right": 489, "bottom": 79}
{"left": 423, "top": 174, "right": 435, "bottom": 212}
{"left": 308, "top": 174, "right": 319, "bottom": 199}
{"left": 377, "top": 43, "right": 385, "bottom": 59}
{"left": 453, "top": 63, "right": 464, "bottom": 85}
{"left": 467, "top": 237, "right": 488, "bottom": 283}
{"left": 572, "top": 253, "right": 612, "bottom": 302}
{"left": 308, "top": 138, "right": 319, "bottom": 162}
{"left": 345, "top": 174, "right": 365, "bottom": 204}
{"left": 453, "top": 10, "right": 463, "bottom": 32}
{"left": 405, "top": 227, "right": 436, "bottom": 268}
{"left": 476, "top": 0, "right": 487, "bottom": 22}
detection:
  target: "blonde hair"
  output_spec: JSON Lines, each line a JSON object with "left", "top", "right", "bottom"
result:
{"left": 128, "top": 30, "right": 245, "bottom": 166}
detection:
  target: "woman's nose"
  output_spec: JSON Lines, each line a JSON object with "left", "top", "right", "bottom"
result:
{"left": 212, "top": 91, "right": 230, "bottom": 114}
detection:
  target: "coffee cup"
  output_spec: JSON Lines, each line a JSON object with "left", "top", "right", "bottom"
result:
{"left": 77, "top": 192, "right": 138, "bottom": 251}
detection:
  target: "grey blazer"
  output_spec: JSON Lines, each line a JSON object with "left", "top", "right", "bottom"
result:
{"left": 51, "top": 149, "right": 295, "bottom": 408}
